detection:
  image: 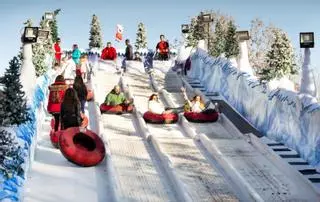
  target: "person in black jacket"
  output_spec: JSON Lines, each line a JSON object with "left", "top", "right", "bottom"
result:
{"left": 73, "top": 75, "right": 88, "bottom": 113}
{"left": 60, "top": 88, "right": 82, "bottom": 130}
{"left": 122, "top": 39, "right": 133, "bottom": 72}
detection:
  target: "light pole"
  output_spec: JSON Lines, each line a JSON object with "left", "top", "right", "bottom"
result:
{"left": 236, "top": 30, "right": 254, "bottom": 75}
{"left": 20, "top": 27, "right": 49, "bottom": 104}
{"left": 198, "top": 12, "right": 213, "bottom": 51}
{"left": 299, "top": 32, "right": 316, "bottom": 97}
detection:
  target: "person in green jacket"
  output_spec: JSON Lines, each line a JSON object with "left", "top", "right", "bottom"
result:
{"left": 104, "top": 85, "right": 132, "bottom": 106}
{"left": 72, "top": 44, "right": 81, "bottom": 64}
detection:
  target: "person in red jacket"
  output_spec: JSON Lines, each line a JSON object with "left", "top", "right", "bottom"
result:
{"left": 54, "top": 38, "right": 62, "bottom": 66}
{"left": 101, "top": 42, "right": 117, "bottom": 60}
{"left": 156, "top": 35, "right": 169, "bottom": 61}
{"left": 47, "top": 75, "right": 69, "bottom": 131}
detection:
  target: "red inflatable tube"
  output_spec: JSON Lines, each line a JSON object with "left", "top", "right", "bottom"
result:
{"left": 143, "top": 111, "right": 179, "bottom": 124}
{"left": 50, "top": 130, "right": 63, "bottom": 148}
{"left": 87, "top": 90, "right": 94, "bottom": 101}
{"left": 100, "top": 103, "right": 133, "bottom": 114}
{"left": 58, "top": 127, "right": 106, "bottom": 167}
{"left": 49, "top": 115, "right": 89, "bottom": 148}
{"left": 184, "top": 111, "right": 219, "bottom": 123}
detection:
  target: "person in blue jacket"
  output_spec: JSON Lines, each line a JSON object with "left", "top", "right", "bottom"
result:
{"left": 72, "top": 44, "right": 81, "bottom": 64}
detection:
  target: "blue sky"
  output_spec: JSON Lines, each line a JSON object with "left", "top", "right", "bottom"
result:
{"left": 0, "top": 0, "right": 319, "bottom": 75}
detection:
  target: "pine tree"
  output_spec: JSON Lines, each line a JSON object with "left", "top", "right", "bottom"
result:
{"left": 248, "top": 18, "right": 276, "bottom": 71}
{"left": 0, "top": 129, "right": 24, "bottom": 179}
{"left": 89, "top": 14, "right": 103, "bottom": 49}
{"left": 135, "top": 22, "right": 147, "bottom": 50}
{"left": 0, "top": 57, "right": 31, "bottom": 126}
{"left": 210, "top": 21, "right": 225, "bottom": 57}
{"left": 50, "top": 9, "right": 61, "bottom": 42}
{"left": 186, "top": 17, "right": 206, "bottom": 48}
{"left": 259, "top": 29, "right": 297, "bottom": 81}
{"left": 32, "top": 43, "right": 47, "bottom": 77}
{"left": 224, "top": 21, "right": 239, "bottom": 58}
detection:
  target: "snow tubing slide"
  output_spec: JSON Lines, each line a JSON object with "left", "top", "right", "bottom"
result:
{"left": 100, "top": 104, "right": 133, "bottom": 114}
{"left": 143, "top": 111, "right": 179, "bottom": 124}
{"left": 87, "top": 89, "right": 94, "bottom": 101}
{"left": 59, "top": 127, "right": 106, "bottom": 167}
{"left": 184, "top": 111, "right": 219, "bottom": 123}
{"left": 50, "top": 114, "right": 89, "bottom": 148}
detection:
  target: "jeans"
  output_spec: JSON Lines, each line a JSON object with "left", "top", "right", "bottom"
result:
{"left": 53, "top": 113, "right": 60, "bottom": 131}
{"left": 121, "top": 59, "right": 127, "bottom": 72}
{"left": 80, "top": 100, "right": 86, "bottom": 113}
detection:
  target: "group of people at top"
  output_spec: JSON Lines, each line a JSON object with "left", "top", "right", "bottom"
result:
{"left": 48, "top": 74, "right": 88, "bottom": 132}
{"left": 99, "top": 34, "right": 170, "bottom": 71}
{"left": 54, "top": 38, "right": 91, "bottom": 81}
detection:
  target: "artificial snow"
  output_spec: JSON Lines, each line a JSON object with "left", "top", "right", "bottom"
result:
{"left": 187, "top": 48, "right": 320, "bottom": 167}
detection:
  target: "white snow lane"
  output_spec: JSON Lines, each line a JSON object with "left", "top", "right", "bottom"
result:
{"left": 94, "top": 68, "right": 175, "bottom": 202}
{"left": 125, "top": 69, "right": 239, "bottom": 201}
{"left": 23, "top": 83, "right": 108, "bottom": 202}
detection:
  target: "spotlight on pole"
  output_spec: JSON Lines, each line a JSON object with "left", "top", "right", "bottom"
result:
{"left": 22, "top": 27, "right": 39, "bottom": 43}
{"left": 181, "top": 24, "right": 190, "bottom": 34}
{"left": 44, "top": 12, "right": 54, "bottom": 21}
{"left": 236, "top": 31, "right": 250, "bottom": 41}
{"left": 200, "top": 13, "right": 213, "bottom": 23}
{"left": 37, "top": 29, "right": 50, "bottom": 43}
{"left": 300, "top": 32, "right": 314, "bottom": 48}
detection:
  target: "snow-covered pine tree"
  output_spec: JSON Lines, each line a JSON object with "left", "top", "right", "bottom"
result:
{"left": 224, "top": 20, "right": 239, "bottom": 58}
{"left": 248, "top": 18, "right": 276, "bottom": 72}
{"left": 186, "top": 17, "right": 205, "bottom": 48}
{"left": 89, "top": 14, "right": 103, "bottom": 49}
{"left": 0, "top": 129, "right": 24, "bottom": 179}
{"left": 259, "top": 29, "right": 297, "bottom": 81}
{"left": 50, "top": 9, "right": 61, "bottom": 43}
{"left": 210, "top": 20, "right": 225, "bottom": 57}
{"left": 135, "top": 22, "right": 147, "bottom": 51}
{"left": 0, "top": 57, "right": 31, "bottom": 126}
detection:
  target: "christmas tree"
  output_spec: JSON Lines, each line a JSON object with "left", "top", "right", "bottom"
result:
{"left": 224, "top": 21, "right": 239, "bottom": 58}
{"left": 210, "top": 20, "right": 225, "bottom": 57}
{"left": 89, "top": 14, "right": 103, "bottom": 49}
{"left": 186, "top": 17, "right": 205, "bottom": 48}
{"left": 50, "top": 9, "right": 61, "bottom": 43}
{"left": 0, "top": 129, "right": 24, "bottom": 179}
{"left": 259, "top": 29, "right": 297, "bottom": 81}
{"left": 0, "top": 57, "right": 31, "bottom": 126}
{"left": 135, "top": 22, "right": 147, "bottom": 51}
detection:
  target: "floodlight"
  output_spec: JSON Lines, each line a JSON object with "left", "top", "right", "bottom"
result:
{"left": 236, "top": 31, "right": 250, "bottom": 41}
{"left": 300, "top": 32, "right": 314, "bottom": 48}
{"left": 181, "top": 24, "right": 190, "bottom": 34}
{"left": 44, "top": 12, "right": 54, "bottom": 21}
{"left": 22, "top": 27, "right": 38, "bottom": 43}
{"left": 201, "top": 13, "right": 213, "bottom": 23}
{"left": 37, "top": 29, "right": 49, "bottom": 42}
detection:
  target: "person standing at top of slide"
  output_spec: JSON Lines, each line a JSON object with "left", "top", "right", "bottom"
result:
{"left": 101, "top": 42, "right": 117, "bottom": 61}
{"left": 122, "top": 39, "right": 133, "bottom": 72}
{"left": 156, "top": 34, "right": 169, "bottom": 61}
{"left": 72, "top": 44, "right": 81, "bottom": 65}
{"left": 54, "top": 38, "right": 62, "bottom": 66}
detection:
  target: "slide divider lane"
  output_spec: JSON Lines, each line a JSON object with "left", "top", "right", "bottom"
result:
{"left": 120, "top": 74, "right": 193, "bottom": 202}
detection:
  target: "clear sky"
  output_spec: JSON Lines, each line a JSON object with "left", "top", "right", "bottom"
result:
{"left": 0, "top": 0, "right": 319, "bottom": 75}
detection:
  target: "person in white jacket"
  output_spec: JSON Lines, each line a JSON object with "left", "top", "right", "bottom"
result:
{"left": 181, "top": 87, "right": 205, "bottom": 113}
{"left": 148, "top": 94, "right": 172, "bottom": 114}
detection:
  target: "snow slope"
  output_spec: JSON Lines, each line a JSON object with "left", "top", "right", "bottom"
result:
{"left": 124, "top": 67, "right": 239, "bottom": 201}
{"left": 93, "top": 70, "right": 176, "bottom": 201}
{"left": 151, "top": 66, "right": 320, "bottom": 201}
{"left": 23, "top": 78, "right": 109, "bottom": 202}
